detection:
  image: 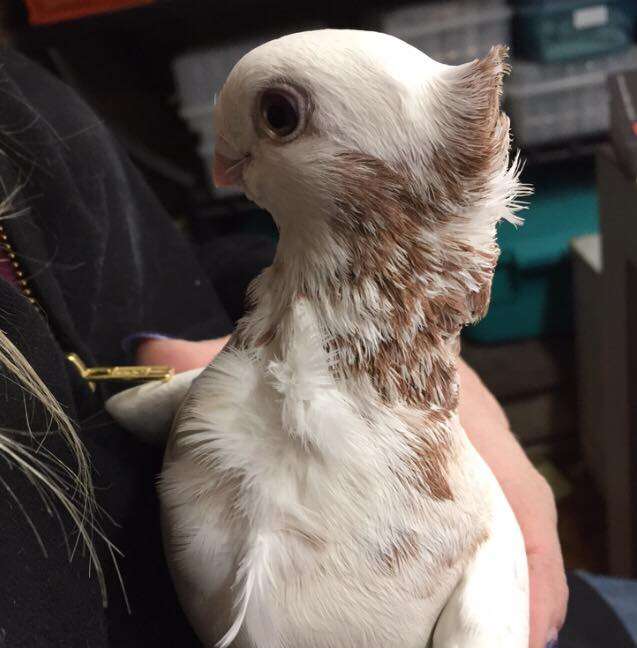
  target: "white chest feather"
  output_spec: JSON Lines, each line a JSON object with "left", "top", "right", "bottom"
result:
{"left": 159, "top": 302, "right": 527, "bottom": 648}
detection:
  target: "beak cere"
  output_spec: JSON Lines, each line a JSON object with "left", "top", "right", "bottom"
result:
{"left": 213, "top": 152, "right": 249, "bottom": 188}
{"left": 213, "top": 136, "right": 249, "bottom": 188}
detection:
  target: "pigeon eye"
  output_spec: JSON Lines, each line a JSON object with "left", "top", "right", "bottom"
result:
{"left": 258, "top": 88, "right": 305, "bottom": 141}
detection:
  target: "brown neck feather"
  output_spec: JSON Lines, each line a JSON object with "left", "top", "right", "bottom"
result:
{"left": 321, "top": 153, "right": 475, "bottom": 410}
{"left": 240, "top": 151, "right": 498, "bottom": 413}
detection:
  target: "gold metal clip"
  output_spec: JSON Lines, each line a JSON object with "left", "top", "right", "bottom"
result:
{"left": 67, "top": 353, "right": 174, "bottom": 392}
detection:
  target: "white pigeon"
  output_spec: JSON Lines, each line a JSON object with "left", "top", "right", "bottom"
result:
{"left": 107, "top": 29, "right": 529, "bottom": 648}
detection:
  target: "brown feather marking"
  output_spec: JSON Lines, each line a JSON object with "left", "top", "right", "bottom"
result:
{"left": 380, "top": 523, "right": 489, "bottom": 586}
{"left": 319, "top": 51, "right": 509, "bottom": 497}
{"left": 255, "top": 326, "right": 277, "bottom": 348}
{"left": 323, "top": 52, "right": 512, "bottom": 483}
{"left": 327, "top": 152, "right": 496, "bottom": 410}
{"left": 408, "top": 437, "right": 454, "bottom": 501}
{"left": 396, "top": 408, "right": 456, "bottom": 502}
{"left": 382, "top": 530, "right": 421, "bottom": 574}
{"left": 427, "top": 46, "right": 511, "bottom": 224}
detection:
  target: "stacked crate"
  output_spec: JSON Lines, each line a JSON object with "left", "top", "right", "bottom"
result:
{"left": 374, "top": 0, "right": 512, "bottom": 64}
{"left": 172, "top": 37, "right": 266, "bottom": 197}
{"left": 508, "top": 1, "right": 637, "bottom": 147}
{"left": 507, "top": 48, "right": 637, "bottom": 148}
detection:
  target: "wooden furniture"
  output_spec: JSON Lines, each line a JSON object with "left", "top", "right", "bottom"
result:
{"left": 572, "top": 234, "right": 605, "bottom": 494}
{"left": 597, "top": 147, "right": 637, "bottom": 576}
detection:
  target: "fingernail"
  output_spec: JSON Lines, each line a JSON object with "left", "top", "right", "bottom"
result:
{"left": 546, "top": 634, "right": 559, "bottom": 648}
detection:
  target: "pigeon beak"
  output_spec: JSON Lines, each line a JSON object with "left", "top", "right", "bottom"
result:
{"left": 213, "top": 136, "right": 249, "bottom": 188}
{"left": 213, "top": 153, "right": 248, "bottom": 188}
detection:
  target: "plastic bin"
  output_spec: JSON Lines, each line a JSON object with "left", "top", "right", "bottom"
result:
{"left": 514, "top": 1, "right": 633, "bottom": 63}
{"left": 506, "top": 46, "right": 637, "bottom": 148}
{"left": 465, "top": 158, "right": 599, "bottom": 343}
{"left": 173, "top": 23, "right": 324, "bottom": 136}
{"left": 173, "top": 37, "right": 270, "bottom": 198}
{"left": 618, "top": 0, "right": 637, "bottom": 21}
{"left": 572, "top": 233, "right": 606, "bottom": 494}
{"left": 375, "top": 0, "right": 512, "bottom": 65}
{"left": 173, "top": 37, "right": 264, "bottom": 128}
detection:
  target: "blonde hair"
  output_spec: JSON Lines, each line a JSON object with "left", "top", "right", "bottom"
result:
{"left": 0, "top": 329, "right": 126, "bottom": 606}
{"left": 0, "top": 193, "right": 123, "bottom": 608}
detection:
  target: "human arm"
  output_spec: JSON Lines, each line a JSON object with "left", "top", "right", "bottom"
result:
{"left": 457, "top": 358, "right": 568, "bottom": 648}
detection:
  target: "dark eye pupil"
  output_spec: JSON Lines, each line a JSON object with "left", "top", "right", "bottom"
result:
{"left": 262, "top": 92, "right": 299, "bottom": 136}
{"left": 267, "top": 103, "right": 291, "bottom": 130}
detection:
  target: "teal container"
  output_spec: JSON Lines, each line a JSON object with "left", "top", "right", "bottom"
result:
{"left": 465, "top": 158, "right": 599, "bottom": 343}
{"left": 514, "top": 1, "right": 633, "bottom": 63}
{"left": 618, "top": 0, "right": 637, "bottom": 35}
{"left": 618, "top": 0, "right": 637, "bottom": 20}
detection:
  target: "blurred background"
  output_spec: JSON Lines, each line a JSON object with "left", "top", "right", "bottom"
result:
{"left": 2, "top": 0, "right": 637, "bottom": 581}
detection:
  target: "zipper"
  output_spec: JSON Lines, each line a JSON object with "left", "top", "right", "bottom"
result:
{"left": 0, "top": 223, "right": 174, "bottom": 388}
{"left": 0, "top": 222, "right": 44, "bottom": 314}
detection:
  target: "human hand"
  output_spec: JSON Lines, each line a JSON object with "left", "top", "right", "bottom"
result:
{"left": 458, "top": 359, "right": 568, "bottom": 648}
{"left": 136, "top": 336, "right": 230, "bottom": 373}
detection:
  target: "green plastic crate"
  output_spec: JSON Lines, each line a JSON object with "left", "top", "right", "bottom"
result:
{"left": 514, "top": 1, "right": 633, "bottom": 63}
{"left": 466, "top": 158, "right": 599, "bottom": 343}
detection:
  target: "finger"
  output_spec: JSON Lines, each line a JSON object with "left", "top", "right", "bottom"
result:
{"left": 136, "top": 337, "right": 229, "bottom": 372}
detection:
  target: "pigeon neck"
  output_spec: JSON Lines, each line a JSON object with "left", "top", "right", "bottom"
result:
{"left": 322, "top": 258, "right": 461, "bottom": 412}
{"left": 260, "top": 213, "right": 462, "bottom": 413}
{"left": 242, "top": 150, "right": 503, "bottom": 412}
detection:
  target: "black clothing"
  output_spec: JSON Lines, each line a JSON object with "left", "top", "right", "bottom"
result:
{"left": 0, "top": 47, "right": 270, "bottom": 648}
{"left": 561, "top": 572, "right": 637, "bottom": 647}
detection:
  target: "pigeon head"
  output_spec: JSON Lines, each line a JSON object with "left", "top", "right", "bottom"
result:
{"left": 214, "top": 30, "right": 525, "bottom": 345}
{"left": 214, "top": 30, "right": 446, "bottom": 210}
{"left": 214, "top": 29, "right": 519, "bottom": 213}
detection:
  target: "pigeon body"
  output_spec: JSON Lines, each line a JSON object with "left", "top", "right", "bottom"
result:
{"left": 113, "top": 29, "right": 529, "bottom": 648}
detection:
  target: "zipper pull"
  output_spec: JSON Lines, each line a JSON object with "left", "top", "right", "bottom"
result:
{"left": 67, "top": 353, "right": 174, "bottom": 392}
